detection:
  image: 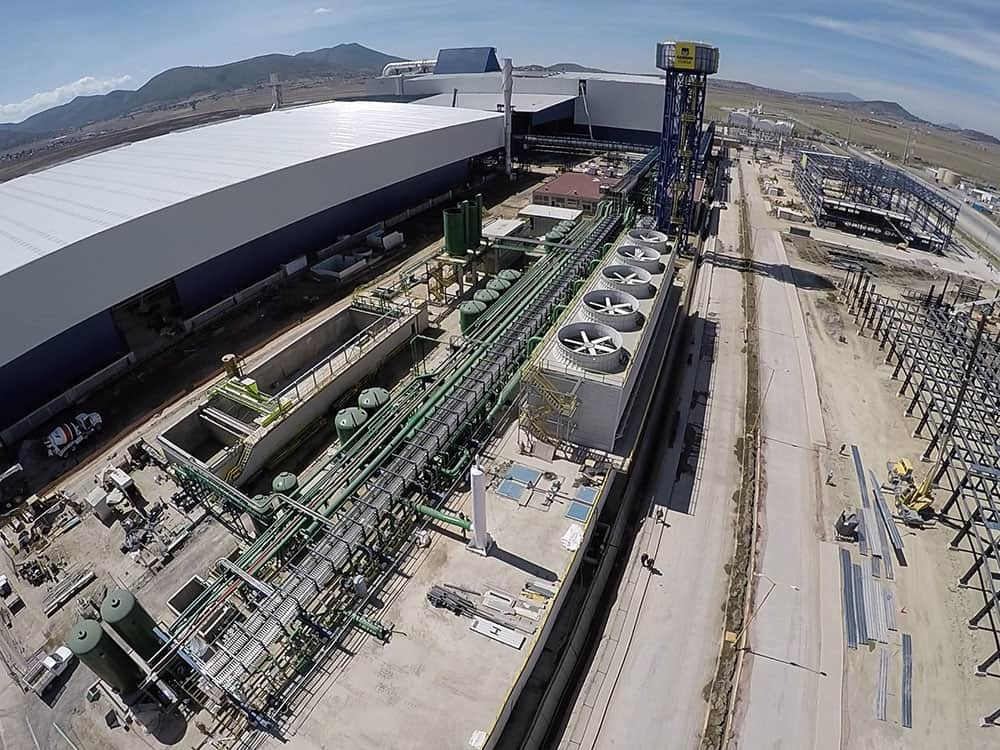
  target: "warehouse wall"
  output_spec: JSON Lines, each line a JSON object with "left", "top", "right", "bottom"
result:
{"left": 0, "top": 111, "right": 503, "bottom": 371}
{"left": 174, "top": 159, "right": 467, "bottom": 313}
{"left": 0, "top": 310, "right": 126, "bottom": 427}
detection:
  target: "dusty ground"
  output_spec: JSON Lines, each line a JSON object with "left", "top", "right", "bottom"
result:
{"left": 784, "top": 229, "right": 1000, "bottom": 746}
{"left": 708, "top": 82, "right": 1000, "bottom": 188}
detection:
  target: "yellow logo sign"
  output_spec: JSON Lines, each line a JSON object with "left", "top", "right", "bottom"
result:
{"left": 675, "top": 42, "right": 697, "bottom": 70}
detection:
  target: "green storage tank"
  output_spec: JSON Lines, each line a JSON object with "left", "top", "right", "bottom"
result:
{"left": 100, "top": 589, "right": 161, "bottom": 663}
{"left": 498, "top": 269, "right": 522, "bottom": 283}
{"left": 358, "top": 387, "right": 391, "bottom": 416}
{"left": 335, "top": 407, "right": 369, "bottom": 443}
{"left": 459, "top": 300, "right": 488, "bottom": 333}
{"left": 443, "top": 208, "right": 466, "bottom": 257}
{"left": 272, "top": 472, "right": 298, "bottom": 494}
{"left": 473, "top": 288, "right": 500, "bottom": 306}
{"left": 486, "top": 277, "right": 512, "bottom": 294}
{"left": 68, "top": 619, "right": 144, "bottom": 694}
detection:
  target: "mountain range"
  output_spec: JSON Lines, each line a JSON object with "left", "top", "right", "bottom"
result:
{"left": 798, "top": 91, "right": 863, "bottom": 102}
{"left": 0, "top": 43, "right": 401, "bottom": 150}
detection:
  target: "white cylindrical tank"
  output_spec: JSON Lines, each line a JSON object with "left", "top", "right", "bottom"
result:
{"left": 468, "top": 463, "right": 492, "bottom": 555}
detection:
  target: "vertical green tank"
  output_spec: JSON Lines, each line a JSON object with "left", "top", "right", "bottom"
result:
{"left": 100, "top": 589, "right": 162, "bottom": 663}
{"left": 486, "top": 277, "right": 512, "bottom": 294}
{"left": 272, "top": 472, "right": 298, "bottom": 494}
{"left": 473, "top": 288, "right": 500, "bottom": 306}
{"left": 498, "top": 268, "right": 522, "bottom": 283}
{"left": 335, "top": 407, "right": 369, "bottom": 443}
{"left": 459, "top": 300, "right": 488, "bottom": 333}
{"left": 443, "top": 208, "right": 466, "bottom": 257}
{"left": 68, "top": 619, "right": 144, "bottom": 694}
{"left": 358, "top": 387, "right": 390, "bottom": 416}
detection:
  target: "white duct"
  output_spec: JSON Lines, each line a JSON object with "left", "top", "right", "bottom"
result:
{"left": 380, "top": 59, "right": 437, "bottom": 77}
{"left": 502, "top": 57, "right": 513, "bottom": 180}
{"left": 468, "top": 462, "right": 493, "bottom": 555}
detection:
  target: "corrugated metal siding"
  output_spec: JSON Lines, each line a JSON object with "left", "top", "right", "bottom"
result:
{"left": 0, "top": 103, "right": 503, "bottom": 369}
{"left": 0, "top": 310, "right": 125, "bottom": 427}
{"left": 175, "top": 159, "right": 467, "bottom": 313}
{"left": 433, "top": 47, "right": 501, "bottom": 74}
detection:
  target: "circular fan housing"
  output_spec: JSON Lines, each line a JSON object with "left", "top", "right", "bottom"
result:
{"left": 627, "top": 228, "right": 670, "bottom": 254}
{"left": 616, "top": 244, "right": 663, "bottom": 273}
{"left": 601, "top": 264, "right": 653, "bottom": 298}
{"left": 557, "top": 322, "right": 627, "bottom": 373}
{"left": 582, "top": 289, "right": 642, "bottom": 331}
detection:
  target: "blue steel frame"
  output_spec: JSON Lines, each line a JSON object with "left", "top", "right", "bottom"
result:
{"left": 654, "top": 69, "right": 709, "bottom": 241}
{"left": 793, "top": 151, "right": 959, "bottom": 254}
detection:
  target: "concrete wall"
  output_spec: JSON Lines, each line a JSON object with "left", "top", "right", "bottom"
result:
{"left": 234, "top": 306, "right": 429, "bottom": 486}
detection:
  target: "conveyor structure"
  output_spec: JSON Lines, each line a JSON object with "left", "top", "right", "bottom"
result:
{"left": 157, "top": 203, "right": 624, "bottom": 741}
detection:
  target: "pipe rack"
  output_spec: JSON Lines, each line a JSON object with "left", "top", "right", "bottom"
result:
{"left": 162, "top": 203, "right": 625, "bottom": 734}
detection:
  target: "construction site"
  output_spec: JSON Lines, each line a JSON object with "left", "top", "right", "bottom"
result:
{"left": 0, "top": 37, "right": 999, "bottom": 750}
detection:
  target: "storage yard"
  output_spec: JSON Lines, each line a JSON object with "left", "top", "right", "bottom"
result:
{"left": 0, "top": 39, "right": 999, "bottom": 750}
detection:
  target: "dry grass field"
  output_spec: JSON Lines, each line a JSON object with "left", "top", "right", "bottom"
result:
{"left": 707, "top": 81, "right": 1000, "bottom": 188}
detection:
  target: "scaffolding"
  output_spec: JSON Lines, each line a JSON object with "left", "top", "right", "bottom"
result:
{"left": 794, "top": 152, "right": 959, "bottom": 254}
{"left": 842, "top": 267, "right": 1000, "bottom": 725}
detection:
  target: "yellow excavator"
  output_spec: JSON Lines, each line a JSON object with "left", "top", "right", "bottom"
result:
{"left": 886, "top": 457, "right": 935, "bottom": 521}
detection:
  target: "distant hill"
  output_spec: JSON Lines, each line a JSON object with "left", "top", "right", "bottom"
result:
{"left": 0, "top": 43, "right": 401, "bottom": 137}
{"left": 960, "top": 129, "right": 1000, "bottom": 146}
{"left": 799, "top": 91, "right": 862, "bottom": 102}
{"left": 842, "top": 99, "right": 924, "bottom": 123}
{"left": 517, "top": 62, "right": 608, "bottom": 73}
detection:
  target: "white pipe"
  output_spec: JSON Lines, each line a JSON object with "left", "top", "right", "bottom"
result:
{"left": 380, "top": 59, "right": 437, "bottom": 77}
{"left": 468, "top": 462, "right": 492, "bottom": 555}
{"left": 502, "top": 57, "right": 513, "bottom": 180}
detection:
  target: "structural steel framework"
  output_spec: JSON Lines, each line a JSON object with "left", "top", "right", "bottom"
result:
{"left": 843, "top": 267, "right": 1000, "bottom": 725}
{"left": 654, "top": 43, "right": 717, "bottom": 242}
{"left": 794, "top": 152, "right": 958, "bottom": 254}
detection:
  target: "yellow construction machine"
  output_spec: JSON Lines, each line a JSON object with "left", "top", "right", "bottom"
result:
{"left": 886, "top": 457, "right": 935, "bottom": 521}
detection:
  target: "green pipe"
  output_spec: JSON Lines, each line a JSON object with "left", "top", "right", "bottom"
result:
{"left": 349, "top": 612, "right": 392, "bottom": 641}
{"left": 487, "top": 371, "right": 522, "bottom": 423}
{"left": 411, "top": 503, "right": 471, "bottom": 530}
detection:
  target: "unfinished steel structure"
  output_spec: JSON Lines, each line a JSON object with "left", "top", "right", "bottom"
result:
{"left": 843, "top": 267, "right": 1000, "bottom": 725}
{"left": 794, "top": 152, "right": 959, "bottom": 254}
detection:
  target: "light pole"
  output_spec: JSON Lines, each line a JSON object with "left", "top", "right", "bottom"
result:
{"left": 734, "top": 572, "right": 800, "bottom": 644}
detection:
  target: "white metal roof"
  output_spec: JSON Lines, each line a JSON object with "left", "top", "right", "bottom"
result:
{"left": 483, "top": 218, "right": 525, "bottom": 238}
{"left": 0, "top": 101, "right": 500, "bottom": 277}
{"left": 414, "top": 92, "right": 576, "bottom": 113}
{"left": 518, "top": 204, "right": 583, "bottom": 221}
{"left": 0, "top": 101, "right": 503, "bottom": 368}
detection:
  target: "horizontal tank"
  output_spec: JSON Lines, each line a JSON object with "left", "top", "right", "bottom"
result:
{"left": 498, "top": 268, "right": 522, "bottom": 283}
{"left": 459, "top": 300, "right": 488, "bottom": 333}
{"left": 358, "top": 387, "right": 390, "bottom": 415}
{"left": 335, "top": 407, "right": 369, "bottom": 443}
{"left": 486, "top": 277, "right": 512, "bottom": 294}
{"left": 473, "top": 288, "right": 500, "bottom": 306}
{"left": 68, "top": 619, "right": 144, "bottom": 694}
{"left": 272, "top": 472, "right": 298, "bottom": 494}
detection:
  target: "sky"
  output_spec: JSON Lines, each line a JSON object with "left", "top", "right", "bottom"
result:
{"left": 2, "top": 0, "right": 1000, "bottom": 133}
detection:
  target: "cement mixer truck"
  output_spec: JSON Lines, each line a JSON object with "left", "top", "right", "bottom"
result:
{"left": 44, "top": 413, "right": 102, "bottom": 458}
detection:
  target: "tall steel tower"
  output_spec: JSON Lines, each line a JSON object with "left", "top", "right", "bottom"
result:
{"left": 654, "top": 41, "right": 719, "bottom": 243}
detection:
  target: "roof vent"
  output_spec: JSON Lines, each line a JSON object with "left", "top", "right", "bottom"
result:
{"left": 601, "top": 264, "right": 653, "bottom": 298}
{"left": 582, "top": 289, "right": 642, "bottom": 331}
{"left": 557, "top": 322, "right": 628, "bottom": 373}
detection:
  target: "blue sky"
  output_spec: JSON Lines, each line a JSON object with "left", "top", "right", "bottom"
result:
{"left": 3, "top": 0, "right": 1000, "bottom": 133}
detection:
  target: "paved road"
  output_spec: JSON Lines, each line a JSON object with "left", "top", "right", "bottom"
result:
{"left": 561, "top": 168, "right": 746, "bottom": 749}
{"left": 732, "top": 160, "right": 842, "bottom": 750}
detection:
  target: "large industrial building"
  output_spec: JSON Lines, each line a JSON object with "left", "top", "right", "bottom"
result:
{"left": 0, "top": 102, "right": 504, "bottom": 439}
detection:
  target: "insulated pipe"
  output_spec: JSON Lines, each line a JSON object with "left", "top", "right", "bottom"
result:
{"left": 502, "top": 57, "right": 513, "bottom": 180}
{"left": 380, "top": 59, "right": 437, "bottom": 77}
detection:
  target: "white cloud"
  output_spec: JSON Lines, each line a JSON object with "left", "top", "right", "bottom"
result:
{"left": 907, "top": 29, "right": 1000, "bottom": 73}
{"left": 0, "top": 75, "right": 132, "bottom": 123}
{"left": 312, "top": 6, "right": 332, "bottom": 13}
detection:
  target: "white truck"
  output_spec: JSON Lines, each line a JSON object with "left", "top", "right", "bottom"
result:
{"left": 24, "top": 646, "right": 74, "bottom": 695}
{"left": 44, "top": 413, "right": 102, "bottom": 458}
